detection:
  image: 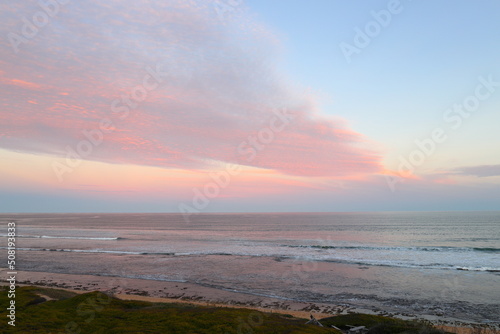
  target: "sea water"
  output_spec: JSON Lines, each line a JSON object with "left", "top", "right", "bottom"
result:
{"left": 1, "top": 212, "right": 498, "bottom": 323}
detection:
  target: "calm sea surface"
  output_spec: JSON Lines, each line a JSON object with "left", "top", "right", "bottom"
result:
{"left": 1, "top": 212, "right": 499, "bottom": 323}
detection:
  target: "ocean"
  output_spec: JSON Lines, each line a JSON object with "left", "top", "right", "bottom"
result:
{"left": 1, "top": 212, "right": 499, "bottom": 324}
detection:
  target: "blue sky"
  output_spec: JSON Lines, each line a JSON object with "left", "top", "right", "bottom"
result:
{"left": 248, "top": 0, "right": 500, "bottom": 141}
{"left": 247, "top": 0, "right": 500, "bottom": 184}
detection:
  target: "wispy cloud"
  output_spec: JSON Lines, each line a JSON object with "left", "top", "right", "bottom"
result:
{"left": 0, "top": 0, "right": 381, "bottom": 177}
{"left": 450, "top": 164, "right": 500, "bottom": 178}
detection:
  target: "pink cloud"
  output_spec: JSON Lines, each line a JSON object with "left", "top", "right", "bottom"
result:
{"left": 0, "top": 0, "right": 381, "bottom": 178}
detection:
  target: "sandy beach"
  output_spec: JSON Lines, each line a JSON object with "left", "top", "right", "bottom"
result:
{"left": 2, "top": 269, "right": 348, "bottom": 319}
{"left": 2, "top": 269, "right": 498, "bottom": 334}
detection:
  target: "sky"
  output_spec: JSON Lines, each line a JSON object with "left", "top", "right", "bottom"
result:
{"left": 0, "top": 0, "right": 499, "bottom": 213}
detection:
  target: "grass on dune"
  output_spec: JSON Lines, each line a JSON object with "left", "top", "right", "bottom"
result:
{"left": 0, "top": 286, "right": 452, "bottom": 334}
{"left": 321, "top": 313, "right": 450, "bottom": 334}
{"left": 0, "top": 286, "right": 339, "bottom": 333}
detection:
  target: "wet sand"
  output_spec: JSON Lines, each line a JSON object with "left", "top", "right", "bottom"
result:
{"left": 2, "top": 269, "right": 498, "bottom": 333}
{"left": 3, "top": 269, "right": 350, "bottom": 319}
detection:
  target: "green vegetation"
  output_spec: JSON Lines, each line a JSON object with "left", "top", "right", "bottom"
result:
{"left": 321, "top": 313, "right": 450, "bottom": 334}
{"left": 0, "top": 286, "right": 339, "bottom": 333}
{"left": 0, "top": 286, "right": 452, "bottom": 334}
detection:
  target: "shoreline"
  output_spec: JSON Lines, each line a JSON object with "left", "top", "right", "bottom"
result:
{"left": 24, "top": 284, "right": 332, "bottom": 321}
{"left": 1, "top": 269, "right": 347, "bottom": 319}
{"left": 2, "top": 269, "right": 499, "bottom": 333}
